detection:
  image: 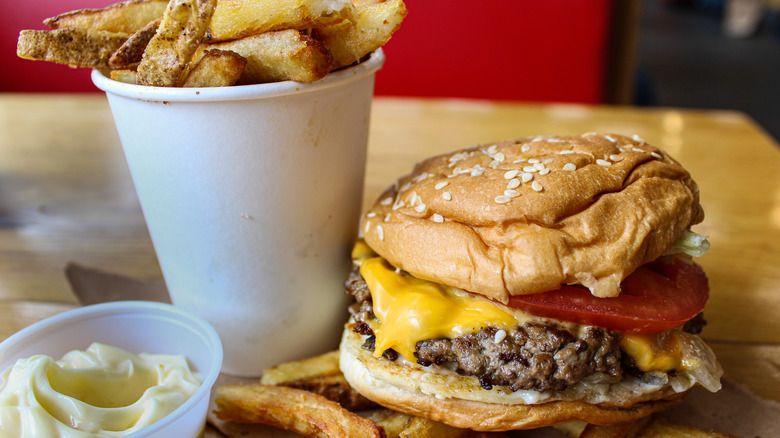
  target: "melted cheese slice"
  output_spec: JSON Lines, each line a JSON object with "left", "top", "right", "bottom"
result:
{"left": 359, "top": 257, "right": 522, "bottom": 361}
{"left": 354, "top": 244, "right": 688, "bottom": 373}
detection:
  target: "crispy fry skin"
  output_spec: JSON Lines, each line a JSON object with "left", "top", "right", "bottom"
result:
{"left": 313, "top": 0, "right": 407, "bottom": 69}
{"left": 110, "top": 69, "right": 137, "bottom": 84}
{"left": 136, "top": 0, "right": 217, "bottom": 87}
{"left": 575, "top": 416, "right": 739, "bottom": 438}
{"left": 194, "top": 29, "right": 332, "bottom": 83}
{"left": 44, "top": 0, "right": 168, "bottom": 34}
{"left": 215, "top": 383, "right": 386, "bottom": 438}
{"left": 109, "top": 17, "right": 162, "bottom": 68}
{"left": 399, "top": 416, "right": 474, "bottom": 438}
{"left": 17, "top": 28, "right": 128, "bottom": 69}
{"left": 207, "top": 0, "right": 354, "bottom": 42}
{"left": 182, "top": 49, "right": 246, "bottom": 87}
{"left": 260, "top": 350, "right": 376, "bottom": 410}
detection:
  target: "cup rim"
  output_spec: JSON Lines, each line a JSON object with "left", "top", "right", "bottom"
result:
{"left": 92, "top": 48, "right": 385, "bottom": 102}
{"left": 0, "top": 301, "right": 223, "bottom": 438}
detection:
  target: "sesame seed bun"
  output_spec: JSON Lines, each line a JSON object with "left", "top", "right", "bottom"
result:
{"left": 361, "top": 134, "right": 703, "bottom": 302}
{"left": 339, "top": 327, "right": 685, "bottom": 431}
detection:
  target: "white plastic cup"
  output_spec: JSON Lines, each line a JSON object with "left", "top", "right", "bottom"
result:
{"left": 0, "top": 301, "right": 223, "bottom": 438}
{"left": 92, "top": 50, "right": 384, "bottom": 376}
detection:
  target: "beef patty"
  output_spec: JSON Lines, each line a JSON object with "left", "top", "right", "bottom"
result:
{"left": 346, "top": 266, "right": 704, "bottom": 393}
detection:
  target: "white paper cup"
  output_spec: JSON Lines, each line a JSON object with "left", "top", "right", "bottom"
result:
{"left": 92, "top": 50, "right": 384, "bottom": 376}
{"left": 0, "top": 301, "right": 223, "bottom": 438}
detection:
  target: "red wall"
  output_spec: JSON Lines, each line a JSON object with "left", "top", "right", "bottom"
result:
{"left": 5, "top": 1, "right": 613, "bottom": 103}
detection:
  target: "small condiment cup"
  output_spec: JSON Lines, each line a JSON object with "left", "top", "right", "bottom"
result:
{"left": 0, "top": 301, "right": 223, "bottom": 438}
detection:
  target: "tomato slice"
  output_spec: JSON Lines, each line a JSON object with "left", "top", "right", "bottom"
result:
{"left": 506, "top": 258, "right": 709, "bottom": 334}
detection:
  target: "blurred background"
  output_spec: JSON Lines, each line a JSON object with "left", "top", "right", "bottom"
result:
{"left": 4, "top": 0, "right": 778, "bottom": 141}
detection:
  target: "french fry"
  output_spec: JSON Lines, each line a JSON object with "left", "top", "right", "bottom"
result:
{"left": 136, "top": 0, "right": 217, "bottom": 87}
{"left": 260, "top": 350, "right": 376, "bottom": 410}
{"left": 44, "top": 0, "right": 168, "bottom": 34}
{"left": 109, "top": 17, "right": 162, "bottom": 69}
{"left": 207, "top": 0, "right": 355, "bottom": 42}
{"left": 214, "top": 383, "right": 386, "bottom": 438}
{"left": 261, "top": 350, "right": 342, "bottom": 384}
{"left": 313, "top": 0, "right": 407, "bottom": 69}
{"left": 182, "top": 49, "right": 246, "bottom": 87}
{"left": 110, "top": 69, "right": 137, "bottom": 84}
{"left": 17, "top": 28, "right": 128, "bottom": 69}
{"left": 194, "top": 29, "right": 332, "bottom": 83}
{"left": 399, "top": 416, "right": 473, "bottom": 438}
{"left": 365, "top": 409, "right": 413, "bottom": 438}
{"left": 576, "top": 416, "right": 739, "bottom": 438}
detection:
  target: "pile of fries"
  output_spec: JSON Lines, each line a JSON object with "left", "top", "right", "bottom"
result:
{"left": 212, "top": 350, "right": 737, "bottom": 438}
{"left": 17, "top": 0, "right": 406, "bottom": 88}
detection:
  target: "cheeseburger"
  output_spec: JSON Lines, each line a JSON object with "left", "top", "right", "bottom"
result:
{"left": 339, "top": 133, "right": 722, "bottom": 431}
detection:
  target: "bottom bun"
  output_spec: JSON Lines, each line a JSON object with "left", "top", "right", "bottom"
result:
{"left": 339, "top": 327, "right": 685, "bottom": 431}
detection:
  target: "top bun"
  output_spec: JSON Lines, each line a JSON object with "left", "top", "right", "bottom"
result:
{"left": 361, "top": 134, "right": 703, "bottom": 302}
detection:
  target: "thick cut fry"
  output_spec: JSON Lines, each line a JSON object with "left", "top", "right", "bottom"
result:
{"left": 313, "top": 0, "right": 407, "bottom": 69}
{"left": 207, "top": 0, "right": 354, "bottom": 42}
{"left": 260, "top": 350, "right": 376, "bottom": 411}
{"left": 365, "top": 410, "right": 413, "bottom": 438}
{"left": 109, "top": 17, "right": 162, "bottom": 68}
{"left": 136, "top": 0, "right": 217, "bottom": 87}
{"left": 399, "top": 416, "right": 473, "bottom": 438}
{"left": 578, "top": 416, "right": 738, "bottom": 438}
{"left": 44, "top": 0, "right": 168, "bottom": 34}
{"left": 110, "top": 69, "right": 137, "bottom": 84}
{"left": 214, "top": 383, "right": 385, "bottom": 438}
{"left": 182, "top": 49, "right": 246, "bottom": 87}
{"left": 261, "top": 350, "right": 342, "bottom": 384}
{"left": 194, "top": 29, "right": 332, "bottom": 83}
{"left": 17, "top": 28, "right": 128, "bottom": 69}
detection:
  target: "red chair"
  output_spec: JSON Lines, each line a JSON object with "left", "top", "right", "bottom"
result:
{"left": 5, "top": 1, "right": 637, "bottom": 103}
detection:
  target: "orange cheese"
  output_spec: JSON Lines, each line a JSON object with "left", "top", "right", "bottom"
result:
{"left": 620, "top": 332, "right": 684, "bottom": 372}
{"left": 359, "top": 256, "right": 521, "bottom": 361}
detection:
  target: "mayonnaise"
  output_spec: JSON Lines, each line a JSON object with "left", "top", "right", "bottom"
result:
{"left": 0, "top": 343, "right": 203, "bottom": 437}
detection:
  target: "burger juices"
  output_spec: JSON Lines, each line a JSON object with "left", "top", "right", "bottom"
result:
{"left": 339, "top": 134, "right": 722, "bottom": 431}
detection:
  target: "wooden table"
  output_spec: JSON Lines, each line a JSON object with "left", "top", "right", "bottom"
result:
{"left": 1, "top": 94, "right": 779, "bottom": 404}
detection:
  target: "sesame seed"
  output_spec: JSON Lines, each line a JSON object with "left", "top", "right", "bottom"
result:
{"left": 548, "top": 138, "right": 565, "bottom": 143}
{"left": 563, "top": 163, "right": 577, "bottom": 171}
{"left": 583, "top": 132, "right": 597, "bottom": 136}
{"left": 559, "top": 150, "right": 575, "bottom": 155}
{"left": 596, "top": 159, "right": 612, "bottom": 166}
{"left": 632, "top": 147, "right": 644, "bottom": 153}
{"left": 528, "top": 158, "right": 540, "bottom": 164}
{"left": 442, "top": 192, "right": 452, "bottom": 201}
{"left": 494, "top": 195, "right": 511, "bottom": 204}
{"left": 507, "top": 178, "right": 521, "bottom": 189}
{"left": 494, "top": 152, "right": 506, "bottom": 162}
{"left": 521, "top": 144, "right": 531, "bottom": 152}
{"left": 533, "top": 162, "right": 546, "bottom": 171}
{"left": 399, "top": 182, "right": 411, "bottom": 192}
{"left": 487, "top": 144, "right": 499, "bottom": 155}
{"left": 521, "top": 173, "right": 534, "bottom": 183}
{"left": 632, "top": 134, "right": 646, "bottom": 143}
{"left": 504, "top": 189, "right": 520, "bottom": 198}
{"left": 415, "top": 203, "right": 426, "bottom": 213}
{"left": 609, "top": 154, "right": 624, "bottom": 161}
{"left": 366, "top": 212, "right": 377, "bottom": 218}
{"left": 471, "top": 168, "right": 485, "bottom": 177}
{"left": 410, "top": 192, "right": 420, "bottom": 206}
{"left": 494, "top": 329, "right": 507, "bottom": 343}
{"left": 504, "top": 169, "right": 520, "bottom": 179}
{"left": 604, "top": 135, "right": 617, "bottom": 143}
{"left": 364, "top": 221, "right": 370, "bottom": 233}
{"left": 651, "top": 152, "right": 663, "bottom": 160}
{"left": 377, "top": 225, "right": 384, "bottom": 240}
{"left": 539, "top": 168, "right": 550, "bottom": 175}
{"left": 543, "top": 158, "right": 554, "bottom": 164}
{"left": 384, "top": 213, "right": 391, "bottom": 222}
{"left": 523, "top": 166, "right": 537, "bottom": 173}
{"left": 380, "top": 197, "right": 392, "bottom": 206}
{"left": 432, "top": 213, "right": 444, "bottom": 223}
{"left": 392, "top": 201, "right": 405, "bottom": 210}
{"left": 531, "top": 181, "right": 543, "bottom": 192}
{"left": 512, "top": 159, "right": 527, "bottom": 164}
{"left": 435, "top": 181, "right": 449, "bottom": 190}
